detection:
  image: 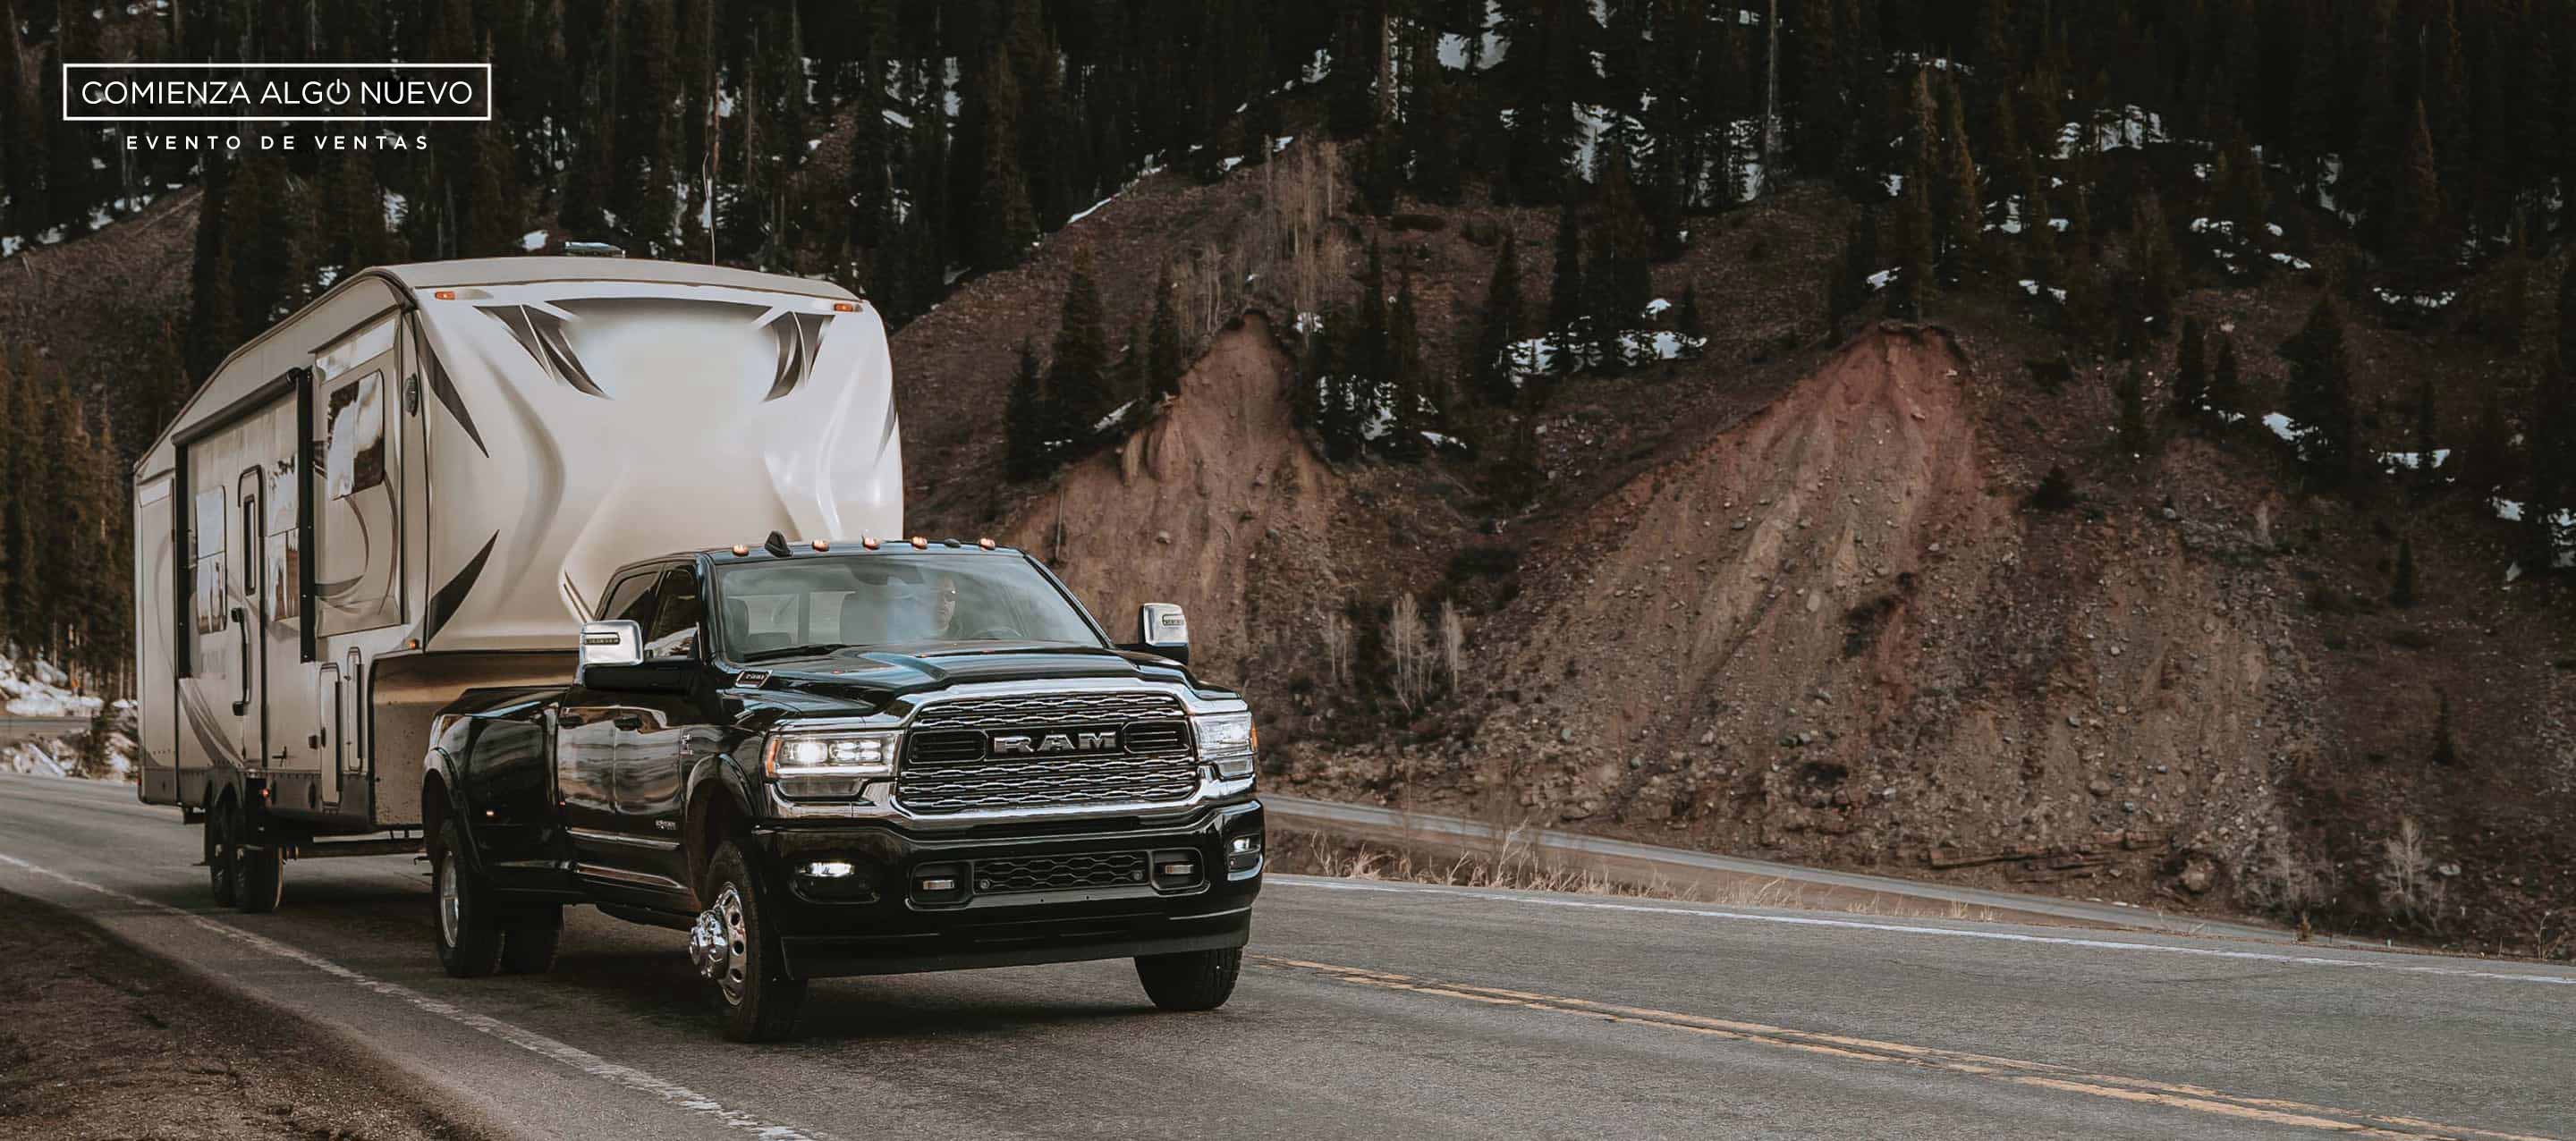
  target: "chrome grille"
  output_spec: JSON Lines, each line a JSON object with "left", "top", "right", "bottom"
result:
{"left": 899, "top": 690, "right": 1199, "bottom": 815}
{"left": 972, "top": 851, "right": 1148, "bottom": 894}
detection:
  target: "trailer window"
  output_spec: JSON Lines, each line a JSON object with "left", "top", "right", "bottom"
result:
{"left": 191, "top": 487, "right": 226, "bottom": 635}
{"left": 322, "top": 372, "right": 386, "bottom": 499}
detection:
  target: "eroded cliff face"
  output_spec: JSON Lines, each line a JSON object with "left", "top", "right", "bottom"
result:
{"left": 1004, "top": 313, "right": 1346, "bottom": 688}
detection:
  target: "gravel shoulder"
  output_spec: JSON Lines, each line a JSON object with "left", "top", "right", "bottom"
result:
{"left": 0, "top": 886, "right": 488, "bottom": 1141}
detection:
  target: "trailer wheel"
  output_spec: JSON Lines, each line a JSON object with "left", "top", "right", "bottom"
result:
{"left": 235, "top": 841, "right": 284, "bottom": 914}
{"left": 693, "top": 840, "right": 805, "bottom": 1042}
{"left": 1134, "top": 946, "right": 1241, "bottom": 1012}
{"left": 431, "top": 820, "right": 505, "bottom": 977}
{"left": 204, "top": 799, "right": 240, "bottom": 909}
{"left": 499, "top": 905, "right": 564, "bottom": 975}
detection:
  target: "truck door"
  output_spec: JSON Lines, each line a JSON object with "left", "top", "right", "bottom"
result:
{"left": 611, "top": 566, "right": 707, "bottom": 891}
{"left": 559, "top": 568, "right": 664, "bottom": 890}
{"left": 234, "top": 469, "right": 267, "bottom": 766}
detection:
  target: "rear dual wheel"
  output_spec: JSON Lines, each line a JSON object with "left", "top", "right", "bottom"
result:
{"left": 203, "top": 796, "right": 283, "bottom": 913}
{"left": 432, "top": 819, "right": 561, "bottom": 976}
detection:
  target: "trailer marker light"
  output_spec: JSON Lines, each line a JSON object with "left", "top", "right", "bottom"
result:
{"left": 833, "top": 301, "right": 859, "bottom": 312}
{"left": 433, "top": 290, "right": 457, "bottom": 300}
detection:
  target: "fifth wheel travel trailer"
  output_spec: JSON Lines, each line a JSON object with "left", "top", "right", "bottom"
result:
{"left": 129, "top": 257, "right": 902, "bottom": 910}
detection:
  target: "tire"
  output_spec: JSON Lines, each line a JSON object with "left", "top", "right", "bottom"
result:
{"left": 499, "top": 905, "right": 564, "bottom": 975}
{"left": 204, "top": 797, "right": 239, "bottom": 909}
{"left": 692, "top": 840, "right": 805, "bottom": 1042}
{"left": 431, "top": 820, "right": 505, "bottom": 978}
{"left": 1136, "top": 946, "right": 1241, "bottom": 1011}
{"left": 235, "top": 841, "right": 284, "bottom": 914}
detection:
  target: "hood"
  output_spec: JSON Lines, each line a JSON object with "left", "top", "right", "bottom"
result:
{"left": 728, "top": 641, "right": 1214, "bottom": 719}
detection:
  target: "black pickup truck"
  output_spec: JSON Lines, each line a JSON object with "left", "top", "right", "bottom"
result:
{"left": 419, "top": 535, "right": 1263, "bottom": 1041}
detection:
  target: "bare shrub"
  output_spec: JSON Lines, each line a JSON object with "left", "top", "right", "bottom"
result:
{"left": 1437, "top": 600, "right": 1464, "bottom": 695}
{"left": 1319, "top": 608, "right": 1352, "bottom": 689}
{"left": 1388, "top": 594, "right": 1428, "bottom": 711}
{"left": 2241, "top": 838, "right": 2321, "bottom": 917}
{"left": 2377, "top": 817, "right": 2445, "bottom": 924}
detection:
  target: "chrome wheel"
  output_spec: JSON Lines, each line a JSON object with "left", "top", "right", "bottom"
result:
{"left": 438, "top": 853, "right": 462, "bottom": 947}
{"left": 691, "top": 886, "right": 749, "bottom": 1006}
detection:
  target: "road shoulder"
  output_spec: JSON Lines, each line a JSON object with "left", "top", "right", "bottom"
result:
{"left": 0, "top": 886, "right": 493, "bottom": 1141}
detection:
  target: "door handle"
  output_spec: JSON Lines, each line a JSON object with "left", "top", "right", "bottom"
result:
{"left": 233, "top": 611, "right": 251, "bottom": 715}
{"left": 612, "top": 714, "right": 644, "bottom": 731}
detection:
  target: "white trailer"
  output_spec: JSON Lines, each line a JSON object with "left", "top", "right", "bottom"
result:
{"left": 130, "top": 257, "right": 902, "bottom": 909}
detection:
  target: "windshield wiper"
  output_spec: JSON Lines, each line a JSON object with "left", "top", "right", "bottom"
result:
{"left": 734, "top": 643, "right": 855, "bottom": 663}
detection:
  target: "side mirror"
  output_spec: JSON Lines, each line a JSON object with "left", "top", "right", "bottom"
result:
{"left": 1123, "top": 603, "right": 1190, "bottom": 665}
{"left": 578, "top": 621, "right": 641, "bottom": 684}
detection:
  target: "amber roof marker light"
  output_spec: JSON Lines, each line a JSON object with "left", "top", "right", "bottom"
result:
{"left": 978, "top": 537, "right": 996, "bottom": 550}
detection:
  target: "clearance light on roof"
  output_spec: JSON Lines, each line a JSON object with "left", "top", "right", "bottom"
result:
{"left": 861, "top": 535, "right": 880, "bottom": 550}
{"left": 910, "top": 536, "right": 928, "bottom": 549}
{"left": 732, "top": 545, "right": 750, "bottom": 556}
{"left": 812, "top": 539, "right": 830, "bottom": 552}
{"left": 978, "top": 537, "right": 996, "bottom": 550}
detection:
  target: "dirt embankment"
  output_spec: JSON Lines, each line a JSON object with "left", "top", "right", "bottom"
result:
{"left": 1003, "top": 313, "right": 1345, "bottom": 684}
{"left": 1394, "top": 326, "right": 2314, "bottom": 904}
{"left": 0, "top": 889, "right": 479, "bottom": 1141}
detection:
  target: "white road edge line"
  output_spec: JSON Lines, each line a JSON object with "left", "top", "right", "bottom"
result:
{"left": 1272, "top": 875, "right": 2576, "bottom": 986}
{"left": 0, "top": 852, "right": 839, "bottom": 1141}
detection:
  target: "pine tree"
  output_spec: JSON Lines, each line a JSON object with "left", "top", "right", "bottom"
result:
{"left": 2462, "top": 383, "right": 2517, "bottom": 500}
{"left": 2209, "top": 332, "right": 2245, "bottom": 418}
{"left": 970, "top": 47, "right": 1038, "bottom": 273}
{"left": 2133, "top": 190, "right": 2181, "bottom": 333}
{"left": 2390, "top": 97, "right": 2450, "bottom": 286}
{"left": 2412, "top": 382, "right": 2441, "bottom": 495}
{"left": 2558, "top": 255, "right": 2576, "bottom": 372}
{"left": 2281, "top": 293, "right": 2360, "bottom": 488}
{"left": 462, "top": 120, "right": 525, "bottom": 258}
{"left": 1146, "top": 269, "right": 1185, "bottom": 401}
{"left": 1589, "top": 150, "right": 1655, "bottom": 370}
{"left": 1675, "top": 284, "right": 1703, "bottom": 340}
{"left": 1889, "top": 179, "right": 1936, "bottom": 320}
{"left": 1384, "top": 277, "right": 1433, "bottom": 461}
{"left": 2430, "top": 689, "right": 2461, "bottom": 766}
{"left": 1047, "top": 264, "right": 1114, "bottom": 450}
{"left": 1937, "top": 81, "right": 1982, "bottom": 280}
{"left": 1004, "top": 339, "right": 1050, "bottom": 481}
{"left": 1829, "top": 207, "right": 1877, "bottom": 334}
{"left": 2116, "top": 360, "right": 2152, "bottom": 455}
{"left": 1474, "top": 237, "right": 1526, "bottom": 407}
{"left": 2393, "top": 537, "right": 2419, "bottom": 607}
{"left": 2524, "top": 368, "right": 2572, "bottom": 574}
{"left": 1113, "top": 324, "right": 1147, "bottom": 420}
{"left": 1548, "top": 195, "right": 1586, "bottom": 371}
{"left": 2174, "top": 316, "right": 2207, "bottom": 417}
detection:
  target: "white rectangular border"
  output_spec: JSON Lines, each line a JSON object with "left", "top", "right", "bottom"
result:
{"left": 62, "top": 62, "right": 494, "bottom": 123}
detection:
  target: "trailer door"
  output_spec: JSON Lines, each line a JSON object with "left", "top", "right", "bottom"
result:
{"left": 235, "top": 469, "right": 267, "bottom": 766}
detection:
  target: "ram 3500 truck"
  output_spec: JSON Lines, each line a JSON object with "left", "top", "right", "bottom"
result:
{"left": 421, "top": 534, "right": 1262, "bottom": 1041}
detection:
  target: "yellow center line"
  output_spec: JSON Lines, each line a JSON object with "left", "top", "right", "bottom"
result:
{"left": 1250, "top": 954, "right": 2558, "bottom": 1141}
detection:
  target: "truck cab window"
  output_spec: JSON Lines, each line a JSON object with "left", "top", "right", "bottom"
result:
{"left": 597, "top": 571, "right": 658, "bottom": 625}
{"left": 644, "top": 568, "right": 702, "bottom": 660}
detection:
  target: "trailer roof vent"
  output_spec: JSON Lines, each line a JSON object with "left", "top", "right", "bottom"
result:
{"left": 563, "top": 241, "right": 625, "bottom": 258}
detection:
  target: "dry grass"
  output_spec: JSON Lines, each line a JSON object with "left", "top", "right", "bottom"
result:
{"left": 1263, "top": 826, "right": 2009, "bottom": 922}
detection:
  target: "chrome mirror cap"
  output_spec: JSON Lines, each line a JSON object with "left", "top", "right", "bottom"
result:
{"left": 579, "top": 620, "right": 644, "bottom": 681}
{"left": 1140, "top": 603, "right": 1189, "bottom": 651}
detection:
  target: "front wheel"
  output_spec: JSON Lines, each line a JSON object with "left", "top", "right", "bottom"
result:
{"left": 692, "top": 841, "right": 805, "bottom": 1042}
{"left": 1136, "top": 946, "right": 1241, "bottom": 1011}
{"left": 431, "top": 820, "right": 505, "bottom": 977}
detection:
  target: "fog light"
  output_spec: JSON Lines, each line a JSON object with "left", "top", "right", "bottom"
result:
{"left": 919, "top": 876, "right": 957, "bottom": 892}
{"left": 802, "top": 860, "right": 856, "bottom": 878}
{"left": 1227, "top": 835, "right": 1260, "bottom": 856}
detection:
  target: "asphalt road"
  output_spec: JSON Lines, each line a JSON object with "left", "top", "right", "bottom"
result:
{"left": 0, "top": 714, "right": 87, "bottom": 741}
{"left": 3, "top": 771, "right": 2569, "bottom": 1141}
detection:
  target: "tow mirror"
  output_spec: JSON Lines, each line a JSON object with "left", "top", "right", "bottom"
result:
{"left": 1123, "top": 603, "right": 1190, "bottom": 665}
{"left": 578, "top": 621, "right": 642, "bottom": 682}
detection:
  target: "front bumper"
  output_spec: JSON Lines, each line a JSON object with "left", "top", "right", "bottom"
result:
{"left": 753, "top": 799, "right": 1263, "bottom": 980}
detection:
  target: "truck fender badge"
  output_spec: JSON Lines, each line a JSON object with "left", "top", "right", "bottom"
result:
{"left": 656, "top": 820, "right": 678, "bottom": 832}
{"left": 737, "top": 670, "right": 772, "bottom": 688}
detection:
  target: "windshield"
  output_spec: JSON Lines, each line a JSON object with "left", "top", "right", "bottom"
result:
{"left": 710, "top": 554, "right": 1102, "bottom": 661}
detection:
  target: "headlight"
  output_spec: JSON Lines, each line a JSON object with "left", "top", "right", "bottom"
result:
{"left": 764, "top": 730, "right": 901, "bottom": 799}
{"left": 1192, "top": 712, "right": 1257, "bottom": 780}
